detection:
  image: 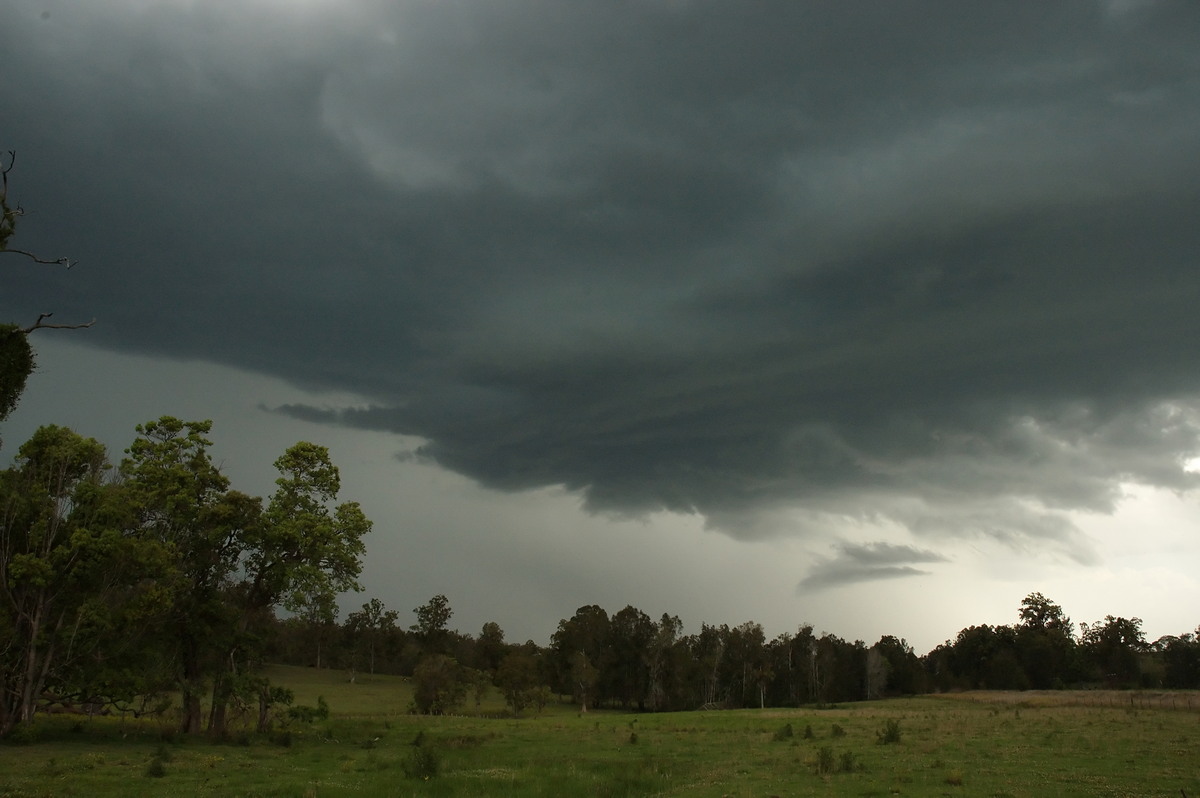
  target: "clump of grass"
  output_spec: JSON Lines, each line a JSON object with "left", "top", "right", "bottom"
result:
{"left": 144, "top": 757, "right": 167, "bottom": 779}
{"left": 830, "top": 723, "right": 846, "bottom": 738}
{"left": 876, "top": 718, "right": 902, "bottom": 744}
{"left": 628, "top": 731, "right": 638, "bottom": 744}
{"left": 838, "top": 751, "right": 859, "bottom": 773}
{"left": 944, "top": 769, "right": 964, "bottom": 785}
{"left": 772, "top": 723, "right": 793, "bottom": 741}
{"left": 815, "top": 746, "right": 835, "bottom": 775}
{"left": 802, "top": 723, "right": 814, "bottom": 739}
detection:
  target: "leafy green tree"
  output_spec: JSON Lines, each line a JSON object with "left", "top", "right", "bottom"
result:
{"left": 475, "top": 621, "right": 508, "bottom": 673}
{"left": 608, "top": 605, "right": 654, "bottom": 710}
{"left": 646, "top": 613, "right": 684, "bottom": 711}
{"left": 119, "top": 417, "right": 257, "bottom": 734}
{"left": 1081, "top": 615, "right": 1146, "bottom": 687}
{"left": 550, "top": 605, "right": 610, "bottom": 706}
{"left": 412, "top": 594, "right": 454, "bottom": 656}
{"left": 411, "top": 654, "right": 472, "bottom": 715}
{"left": 1015, "top": 593, "right": 1077, "bottom": 689}
{"left": 120, "top": 422, "right": 370, "bottom": 736}
{"left": 0, "top": 426, "right": 163, "bottom": 736}
{"left": 496, "top": 650, "right": 541, "bottom": 716}
{"left": 1157, "top": 630, "right": 1200, "bottom": 688}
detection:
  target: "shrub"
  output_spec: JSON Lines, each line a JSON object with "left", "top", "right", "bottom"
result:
{"left": 144, "top": 758, "right": 167, "bottom": 778}
{"left": 403, "top": 745, "right": 441, "bottom": 780}
{"left": 773, "top": 723, "right": 794, "bottom": 741}
{"left": 876, "top": 718, "right": 902, "bottom": 745}
{"left": 838, "top": 751, "right": 859, "bottom": 773}
{"left": 803, "top": 723, "right": 814, "bottom": 739}
{"left": 830, "top": 723, "right": 846, "bottom": 738}
{"left": 288, "top": 695, "right": 330, "bottom": 724}
{"left": 815, "top": 746, "right": 835, "bottom": 775}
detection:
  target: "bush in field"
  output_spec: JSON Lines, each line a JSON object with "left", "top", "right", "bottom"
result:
{"left": 773, "top": 723, "right": 793, "bottom": 741}
{"left": 288, "top": 696, "right": 330, "bottom": 724}
{"left": 403, "top": 739, "right": 440, "bottom": 780}
{"left": 876, "top": 718, "right": 902, "bottom": 744}
{"left": 412, "top": 655, "right": 473, "bottom": 715}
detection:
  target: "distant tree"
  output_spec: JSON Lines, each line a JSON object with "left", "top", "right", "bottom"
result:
{"left": 870, "top": 636, "right": 922, "bottom": 696}
{"left": 475, "top": 621, "right": 508, "bottom": 673}
{"left": 646, "top": 613, "right": 684, "bottom": 711}
{"left": 496, "top": 651, "right": 541, "bottom": 716}
{"left": 412, "top": 594, "right": 453, "bottom": 655}
{"left": 1080, "top": 615, "right": 1146, "bottom": 687}
{"left": 1018, "top": 592, "right": 1072, "bottom": 634}
{"left": 347, "top": 598, "right": 398, "bottom": 675}
{"left": 550, "top": 605, "right": 611, "bottom": 705}
{"left": 1156, "top": 631, "right": 1200, "bottom": 688}
{"left": 608, "top": 605, "right": 655, "bottom": 710}
{"left": 411, "top": 654, "right": 472, "bottom": 715}
{"left": 292, "top": 590, "right": 340, "bottom": 670}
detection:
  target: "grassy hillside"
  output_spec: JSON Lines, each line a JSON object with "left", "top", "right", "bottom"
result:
{"left": 1, "top": 667, "right": 1198, "bottom": 796}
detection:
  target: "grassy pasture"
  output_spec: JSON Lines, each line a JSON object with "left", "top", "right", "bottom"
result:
{"left": 2, "top": 667, "right": 1198, "bottom": 797}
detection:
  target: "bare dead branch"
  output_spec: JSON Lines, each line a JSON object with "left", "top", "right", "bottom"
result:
{"left": 1, "top": 151, "right": 75, "bottom": 267}
{"left": 22, "top": 313, "right": 96, "bottom": 333}
{"left": 0, "top": 249, "right": 76, "bottom": 268}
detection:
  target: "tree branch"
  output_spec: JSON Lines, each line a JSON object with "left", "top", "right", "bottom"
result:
{"left": 0, "top": 250, "right": 76, "bottom": 268}
{"left": 1, "top": 151, "right": 76, "bottom": 268}
{"left": 22, "top": 313, "right": 96, "bottom": 333}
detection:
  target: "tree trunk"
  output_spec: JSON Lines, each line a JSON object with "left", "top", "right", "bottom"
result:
{"left": 207, "top": 677, "right": 230, "bottom": 738}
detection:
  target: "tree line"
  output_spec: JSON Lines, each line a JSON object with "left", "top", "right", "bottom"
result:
{"left": 267, "top": 591, "right": 1200, "bottom": 718}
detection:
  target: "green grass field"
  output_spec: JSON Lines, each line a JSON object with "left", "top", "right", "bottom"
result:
{"left": 2, "top": 666, "right": 1198, "bottom": 797}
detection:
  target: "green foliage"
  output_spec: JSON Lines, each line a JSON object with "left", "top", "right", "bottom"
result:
{"left": 830, "top": 723, "right": 846, "bottom": 738}
{"left": 772, "top": 722, "right": 793, "bottom": 741}
{"left": 0, "top": 324, "right": 33, "bottom": 424}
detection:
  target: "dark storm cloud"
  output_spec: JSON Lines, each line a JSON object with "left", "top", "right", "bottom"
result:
{"left": 5, "top": 0, "right": 1200, "bottom": 545}
{"left": 798, "top": 541, "right": 949, "bottom": 591}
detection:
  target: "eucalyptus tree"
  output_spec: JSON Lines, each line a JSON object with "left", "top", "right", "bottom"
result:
{"left": 0, "top": 426, "right": 163, "bottom": 736}
{"left": 119, "top": 417, "right": 261, "bottom": 734}
{"left": 120, "top": 420, "right": 370, "bottom": 735}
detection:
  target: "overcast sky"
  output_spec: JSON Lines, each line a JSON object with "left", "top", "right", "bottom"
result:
{"left": 4, "top": 0, "right": 1200, "bottom": 654}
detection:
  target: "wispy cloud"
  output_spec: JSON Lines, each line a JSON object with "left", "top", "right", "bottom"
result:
{"left": 798, "top": 542, "right": 950, "bottom": 592}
